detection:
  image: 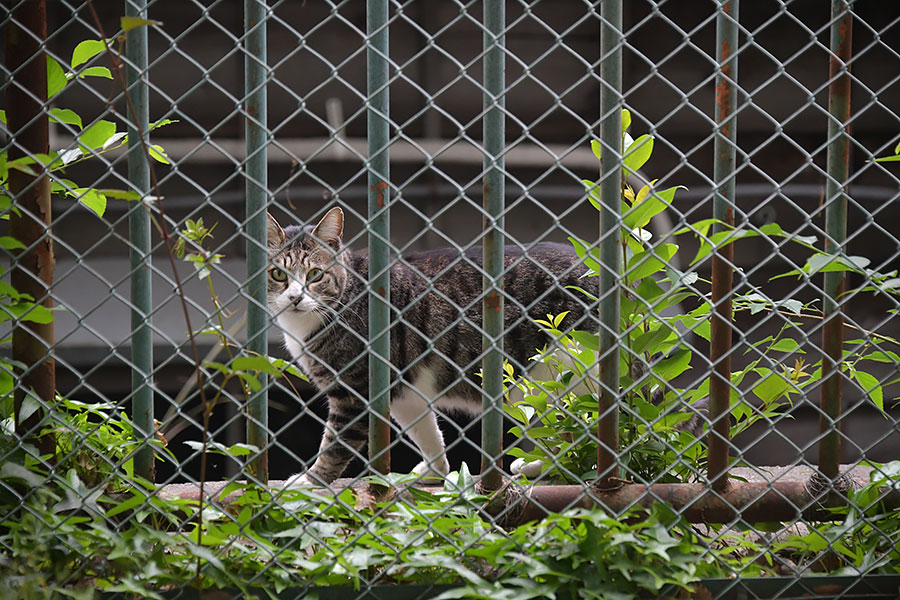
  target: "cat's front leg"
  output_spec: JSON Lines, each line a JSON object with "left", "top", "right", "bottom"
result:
{"left": 286, "top": 391, "right": 368, "bottom": 487}
{"left": 391, "top": 392, "right": 450, "bottom": 481}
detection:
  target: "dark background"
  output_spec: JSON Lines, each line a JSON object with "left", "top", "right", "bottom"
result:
{"left": 9, "top": 0, "right": 899, "bottom": 483}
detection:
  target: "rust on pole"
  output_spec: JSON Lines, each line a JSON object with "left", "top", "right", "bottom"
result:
{"left": 819, "top": 0, "right": 853, "bottom": 482}
{"left": 4, "top": 0, "right": 55, "bottom": 457}
{"left": 708, "top": 0, "right": 739, "bottom": 492}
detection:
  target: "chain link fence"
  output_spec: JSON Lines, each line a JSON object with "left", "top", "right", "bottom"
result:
{"left": 2, "top": 0, "right": 900, "bottom": 597}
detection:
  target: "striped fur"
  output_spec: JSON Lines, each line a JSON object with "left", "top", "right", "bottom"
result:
{"left": 267, "top": 207, "right": 598, "bottom": 485}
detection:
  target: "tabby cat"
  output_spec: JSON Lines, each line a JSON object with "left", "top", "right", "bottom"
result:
{"left": 267, "top": 206, "right": 599, "bottom": 486}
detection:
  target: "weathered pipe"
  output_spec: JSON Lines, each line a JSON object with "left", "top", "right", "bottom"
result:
{"left": 708, "top": 0, "right": 739, "bottom": 493}
{"left": 5, "top": 0, "right": 55, "bottom": 457}
{"left": 162, "top": 479, "right": 900, "bottom": 526}
{"left": 819, "top": 0, "right": 853, "bottom": 483}
{"left": 504, "top": 481, "right": 870, "bottom": 524}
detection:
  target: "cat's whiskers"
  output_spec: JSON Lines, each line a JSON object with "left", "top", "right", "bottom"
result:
{"left": 320, "top": 297, "right": 365, "bottom": 331}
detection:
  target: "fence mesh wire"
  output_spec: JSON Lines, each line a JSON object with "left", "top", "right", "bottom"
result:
{"left": 2, "top": 1, "right": 900, "bottom": 598}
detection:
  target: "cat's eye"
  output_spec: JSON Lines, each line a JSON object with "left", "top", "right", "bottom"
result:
{"left": 306, "top": 267, "right": 325, "bottom": 283}
{"left": 270, "top": 268, "right": 288, "bottom": 283}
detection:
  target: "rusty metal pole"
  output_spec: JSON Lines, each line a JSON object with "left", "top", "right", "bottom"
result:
{"left": 819, "top": 0, "right": 852, "bottom": 483}
{"left": 708, "top": 0, "right": 739, "bottom": 492}
{"left": 5, "top": 0, "right": 55, "bottom": 457}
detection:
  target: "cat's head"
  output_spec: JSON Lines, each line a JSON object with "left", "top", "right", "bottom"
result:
{"left": 266, "top": 207, "right": 349, "bottom": 321}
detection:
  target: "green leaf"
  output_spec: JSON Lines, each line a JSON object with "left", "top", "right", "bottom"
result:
{"left": 752, "top": 371, "right": 791, "bottom": 404}
{"left": 79, "top": 119, "right": 117, "bottom": 151}
{"left": 768, "top": 338, "right": 801, "bottom": 353}
{"left": 75, "top": 188, "right": 107, "bottom": 217}
{"left": 690, "top": 227, "right": 757, "bottom": 266}
{"left": 874, "top": 155, "right": 900, "bottom": 163}
{"left": 0, "top": 110, "right": 5, "bottom": 125}
{"left": 0, "top": 462, "right": 45, "bottom": 488}
{"left": 623, "top": 134, "right": 653, "bottom": 173}
{"left": 98, "top": 188, "right": 142, "bottom": 201}
{"left": 758, "top": 222, "right": 818, "bottom": 250}
{"left": 150, "top": 118, "right": 178, "bottom": 130}
{"left": 47, "top": 56, "right": 68, "bottom": 97}
{"left": 104, "top": 490, "right": 149, "bottom": 518}
{"left": 806, "top": 253, "right": 870, "bottom": 275}
{"left": 71, "top": 39, "right": 108, "bottom": 69}
{"left": 570, "top": 330, "right": 599, "bottom": 351}
{"left": 851, "top": 370, "right": 884, "bottom": 412}
{"left": 859, "top": 349, "right": 900, "bottom": 364}
{"left": 635, "top": 277, "right": 665, "bottom": 302}
{"left": 590, "top": 139, "right": 602, "bottom": 162}
{"left": 503, "top": 402, "right": 531, "bottom": 424}
{"left": 633, "top": 326, "right": 673, "bottom": 355}
{"left": 121, "top": 16, "right": 163, "bottom": 33}
{"left": 626, "top": 243, "right": 678, "bottom": 281}
{"left": 569, "top": 236, "right": 603, "bottom": 274}
{"left": 267, "top": 357, "right": 307, "bottom": 379}
{"left": 583, "top": 178, "right": 603, "bottom": 212}
{"left": 653, "top": 349, "right": 692, "bottom": 381}
{"left": 773, "top": 253, "right": 871, "bottom": 280}
{"left": 0, "top": 236, "right": 25, "bottom": 250}
{"left": 148, "top": 144, "right": 170, "bottom": 164}
{"left": 48, "top": 108, "right": 83, "bottom": 129}
{"left": 2, "top": 301, "right": 55, "bottom": 324}
{"left": 621, "top": 108, "right": 631, "bottom": 135}
{"left": 623, "top": 186, "right": 683, "bottom": 230}
{"left": 231, "top": 355, "right": 283, "bottom": 377}
{"left": 78, "top": 66, "right": 113, "bottom": 79}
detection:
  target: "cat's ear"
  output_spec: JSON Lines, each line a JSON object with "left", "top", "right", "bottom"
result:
{"left": 267, "top": 213, "right": 286, "bottom": 249}
{"left": 311, "top": 207, "right": 344, "bottom": 250}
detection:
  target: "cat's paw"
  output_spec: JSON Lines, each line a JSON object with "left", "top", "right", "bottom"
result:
{"left": 510, "top": 457, "right": 544, "bottom": 478}
{"left": 412, "top": 458, "right": 450, "bottom": 482}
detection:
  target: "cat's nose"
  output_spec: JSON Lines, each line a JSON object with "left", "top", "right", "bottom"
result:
{"left": 287, "top": 293, "right": 301, "bottom": 305}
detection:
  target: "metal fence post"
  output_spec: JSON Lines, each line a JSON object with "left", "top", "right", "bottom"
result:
{"left": 708, "top": 0, "right": 739, "bottom": 491}
{"left": 367, "top": 0, "right": 391, "bottom": 478}
{"left": 480, "top": 0, "right": 506, "bottom": 493}
{"left": 125, "top": 0, "right": 154, "bottom": 483}
{"left": 596, "top": 0, "right": 622, "bottom": 489}
{"left": 244, "top": 0, "right": 268, "bottom": 483}
{"left": 819, "top": 0, "right": 853, "bottom": 482}
{"left": 5, "top": 0, "right": 55, "bottom": 458}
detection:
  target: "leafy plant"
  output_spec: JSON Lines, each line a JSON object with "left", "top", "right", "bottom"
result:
{"left": 0, "top": 35, "right": 173, "bottom": 219}
{"left": 504, "top": 111, "right": 899, "bottom": 484}
{"left": 873, "top": 140, "right": 900, "bottom": 163}
{"left": 773, "top": 461, "right": 900, "bottom": 575}
{"left": 0, "top": 456, "right": 735, "bottom": 598}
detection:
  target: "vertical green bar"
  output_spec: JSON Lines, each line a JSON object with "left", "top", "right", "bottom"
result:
{"left": 367, "top": 0, "right": 391, "bottom": 477}
{"left": 244, "top": 0, "right": 268, "bottom": 483}
{"left": 708, "top": 0, "right": 738, "bottom": 491}
{"left": 125, "top": 0, "right": 154, "bottom": 482}
{"left": 596, "top": 0, "right": 622, "bottom": 489}
{"left": 819, "top": 0, "right": 852, "bottom": 482}
{"left": 480, "top": 0, "right": 506, "bottom": 493}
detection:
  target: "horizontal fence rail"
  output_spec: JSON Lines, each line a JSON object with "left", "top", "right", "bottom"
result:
{"left": 2, "top": 1, "right": 900, "bottom": 598}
